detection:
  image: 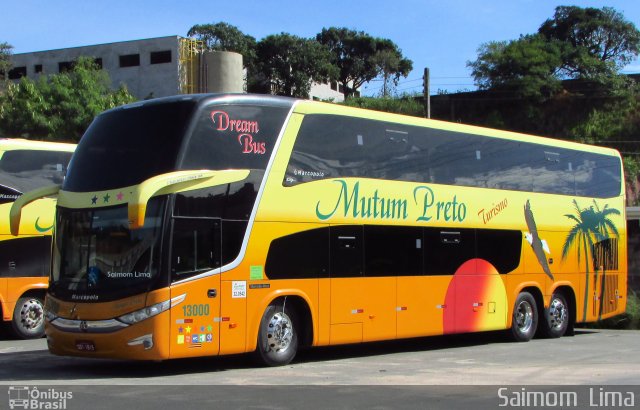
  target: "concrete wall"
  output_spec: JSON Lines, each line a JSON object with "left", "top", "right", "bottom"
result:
{"left": 11, "top": 36, "right": 182, "bottom": 99}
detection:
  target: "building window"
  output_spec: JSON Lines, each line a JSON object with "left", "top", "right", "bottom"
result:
{"left": 58, "top": 61, "right": 73, "bottom": 72}
{"left": 150, "top": 50, "right": 171, "bottom": 64}
{"left": 330, "top": 81, "right": 338, "bottom": 91}
{"left": 8, "top": 66, "right": 27, "bottom": 79}
{"left": 93, "top": 58, "right": 103, "bottom": 69}
{"left": 34, "top": 64, "right": 43, "bottom": 74}
{"left": 119, "top": 54, "right": 140, "bottom": 68}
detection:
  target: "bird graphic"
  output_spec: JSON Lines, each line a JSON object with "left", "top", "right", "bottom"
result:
{"left": 524, "top": 200, "right": 554, "bottom": 280}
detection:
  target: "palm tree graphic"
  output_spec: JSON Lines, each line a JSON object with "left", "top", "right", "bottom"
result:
{"left": 562, "top": 199, "right": 619, "bottom": 322}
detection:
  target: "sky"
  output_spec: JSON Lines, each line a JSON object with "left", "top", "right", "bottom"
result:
{"left": 3, "top": 0, "right": 640, "bottom": 96}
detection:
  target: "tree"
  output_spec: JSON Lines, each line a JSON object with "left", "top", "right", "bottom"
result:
{"left": 1, "top": 42, "right": 13, "bottom": 93}
{"left": 0, "top": 57, "right": 135, "bottom": 141}
{"left": 317, "top": 27, "right": 412, "bottom": 99}
{"left": 254, "top": 33, "right": 336, "bottom": 98}
{"left": 468, "top": 34, "right": 563, "bottom": 100}
{"left": 370, "top": 45, "right": 413, "bottom": 97}
{"left": 468, "top": 6, "right": 640, "bottom": 98}
{"left": 539, "top": 6, "right": 640, "bottom": 78}
{"left": 187, "top": 22, "right": 257, "bottom": 69}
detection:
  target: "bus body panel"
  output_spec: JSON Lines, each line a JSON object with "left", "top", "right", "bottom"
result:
{"left": 41, "top": 95, "right": 627, "bottom": 361}
{"left": 0, "top": 139, "right": 75, "bottom": 337}
{"left": 168, "top": 275, "right": 220, "bottom": 359}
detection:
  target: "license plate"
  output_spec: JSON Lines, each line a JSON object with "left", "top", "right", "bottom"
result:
{"left": 75, "top": 340, "right": 96, "bottom": 352}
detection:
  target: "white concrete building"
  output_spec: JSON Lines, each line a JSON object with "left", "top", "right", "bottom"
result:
{"left": 8, "top": 35, "right": 347, "bottom": 102}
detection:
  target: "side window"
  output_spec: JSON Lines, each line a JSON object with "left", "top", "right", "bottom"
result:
{"left": 364, "top": 226, "right": 422, "bottom": 276}
{"left": 424, "top": 228, "right": 476, "bottom": 275}
{"left": 530, "top": 147, "right": 577, "bottom": 195}
{"left": 284, "top": 114, "right": 621, "bottom": 198}
{"left": 285, "top": 115, "right": 369, "bottom": 185}
{"left": 265, "top": 227, "right": 329, "bottom": 279}
{"left": 0, "top": 150, "right": 73, "bottom": 193}
{"left": 473, "top": 139, "right": 532, "bottom": 191}
{"left": 574, "top": 153, "right": 621, "bottom": 198}
{"left": 181, "top": 104, "right": 288, "bottom": 171}
{"left": 285, "top": 115, "right": 417, "bottom": 186}
{"left": 171, "top": 218, "right": 220, "bottom": 280}
{"left": 330, "top": 225, "right": 363, "bottom": 277}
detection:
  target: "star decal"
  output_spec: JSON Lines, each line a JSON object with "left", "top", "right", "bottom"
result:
{"left": 206, "top": 325, "right": 213, "bottom": 332}
{"left": 116, "top": 192, "right": 124, "bottom": 201}
{"left": 178, "top": 326, "right": 183, "bottom": 334}
{"left": 103, "top": 193, "right": 110, "bottom": 203}
{"left": 185, "top": 325, "right": 191, "bottom": 334}
{"left": 91, "top": 195, "right": 98, "bottom": 205}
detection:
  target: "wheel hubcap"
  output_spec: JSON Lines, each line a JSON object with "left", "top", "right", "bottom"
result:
{"left": 266, "top": 311, "right": 293, "bottom": 353}
{"left": 20, "top": 299, "right": 44, "bottom": 331}
{"left": 515, "top": 300, "right": 533, "bottom": 333}
{"left": 548, "top": 298, "right": 567, "bottom": 330}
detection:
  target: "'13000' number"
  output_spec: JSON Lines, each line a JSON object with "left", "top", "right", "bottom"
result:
{"left": 182, "top": 304, "right": 210, "bottom": 317}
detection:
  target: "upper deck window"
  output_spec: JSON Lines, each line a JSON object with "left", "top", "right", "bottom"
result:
{"left": 64, "top": 101, "right": 197, "bottom": 192}
{"left": 180, "top": 104, "right": 289, "bottom": 171}
{"left": 285, "top": 114, "right": 621, "bottom": 198}
{"left": 0, "top": 149, "right": 73, "bottom": 198}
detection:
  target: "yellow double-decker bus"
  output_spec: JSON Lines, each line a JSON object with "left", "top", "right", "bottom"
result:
{"left": 1, "top": 138, "right": 75, "bottom": 339}
{"left": 11, "top": 94, "right": 626, "bottom": 364}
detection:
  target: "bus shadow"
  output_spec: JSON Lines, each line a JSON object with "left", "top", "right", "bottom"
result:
{"left": 0, "top": 328, "right": 600, "bottom": 382}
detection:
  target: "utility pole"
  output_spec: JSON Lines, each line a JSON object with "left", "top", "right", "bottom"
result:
{"left": 423, "top": 67, "right": 430, "bottom": 118}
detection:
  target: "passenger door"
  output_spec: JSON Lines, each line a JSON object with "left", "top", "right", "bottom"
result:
{"left": 169, "top": 217, "right": 221, "bottom": 358}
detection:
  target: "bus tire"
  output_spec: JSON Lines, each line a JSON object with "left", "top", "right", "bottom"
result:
{"left": 510, "top": 292, "right": 537, "bottom": 342}
{"left": 257, "top": 301, "right": 298, "bottom": 366}
{"left": 541, "top": 292, "right": 569, "bottom": 338}
{"left": 11, "top": 296, "right": 45, "bottom": 339}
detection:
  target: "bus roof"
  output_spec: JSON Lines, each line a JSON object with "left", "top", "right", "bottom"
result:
{"left": 0, "top": 138, "right": 76, "bottom": 152}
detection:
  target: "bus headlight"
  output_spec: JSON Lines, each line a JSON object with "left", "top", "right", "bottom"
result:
{"left": 118, "top": 300, "right": 170, "bottom": 325}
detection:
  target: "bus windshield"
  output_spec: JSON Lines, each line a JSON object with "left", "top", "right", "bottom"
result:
{"left": 52, "top": 96, "right": 292, "bottom": 302}
{"left": 51, "top": 197, "right": 166, "bottom": 302}
{"left": 64, "top": 98, "right": 291, "bottom": 192}
{"left": 0, "top": 149, "right": 73, "bottom": 202}
{"left": 63, "top": 100, "right": 197, "bottom": 192}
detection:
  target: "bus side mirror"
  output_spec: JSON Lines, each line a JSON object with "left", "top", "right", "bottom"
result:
{"left": 10, "top": 184, "right": 62, "bottom": 236}
{"left": 128, "top": 169, "right": 249, "bottom": 229}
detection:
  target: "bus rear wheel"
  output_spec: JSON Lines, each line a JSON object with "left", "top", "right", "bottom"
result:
{"left": 257, "top": 301, "right": 298, "bottom": 366}
{"left": 510, "top": 292, "right": 537, "bottom": 342}
{"left": 11, "top": 296, "right": 45, "bottom": 339}
{"left": 540, "top": 292, "right": 569, "bottom": 338}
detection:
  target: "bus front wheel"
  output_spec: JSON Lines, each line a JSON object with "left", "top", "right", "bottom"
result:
{"left": 11, "top": 296, "right": 45, "bottom": 339}
{"left": 510, "top": 292, "right": 538, "bottom": 342}
{"left": 257, "top": 301, "right": 298, "bottom": 366}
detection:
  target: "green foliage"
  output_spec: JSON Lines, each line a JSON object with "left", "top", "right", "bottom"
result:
{"left": 254, "top": 33, "right": 337, "bottom": 99}
{"left": 0, "top": 57, "right": 135, "bottom": 142}
{"left": 539, "top": 6, "right": 640, "bottom": 78}
{"left": 187, "top": 22, "right": 257, "bottom": 69}
{"left": 468, "top": 6, "right": 640, "bottom": 99}
{"left": 317, "top": 27, "right": 412, "bottom": 99}
{"left": 0, "top": 42, "right": 13, "bottom": 92}
{"left": 341, "top": 95, "right": 424, "bottom": 117}
{"left": 468, "top": 34, "right": 563, "bottom": 100}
